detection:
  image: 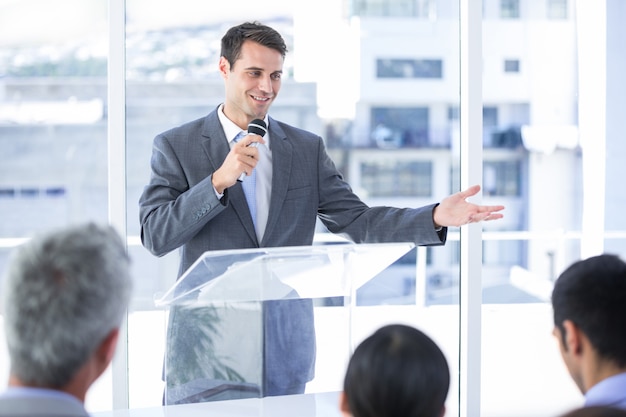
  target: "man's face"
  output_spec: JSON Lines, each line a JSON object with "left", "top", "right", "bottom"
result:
{"left": 220, "top": 40, "right": 283, "bottom": 129}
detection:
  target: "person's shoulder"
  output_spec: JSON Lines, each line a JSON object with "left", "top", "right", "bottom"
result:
{"left": 0, "top": 391, "right": 89, "bottom": 416}
{"left": 157, "top": 108, "right": 219, "bottom": 140}
{"left": 271, "top": 119, "right": 321, "bottom": 142}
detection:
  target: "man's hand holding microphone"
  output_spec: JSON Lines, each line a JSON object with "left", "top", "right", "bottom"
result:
{"left": 212, "top": 119, "right": 267, "bottom": 194}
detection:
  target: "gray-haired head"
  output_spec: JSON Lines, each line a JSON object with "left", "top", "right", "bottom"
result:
{"left": 1, "top": 222, "right": 133, "bottom": 387}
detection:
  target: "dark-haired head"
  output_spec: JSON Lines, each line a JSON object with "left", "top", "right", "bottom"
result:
{"left": 552, "top": 254, "right": 626, "bottom": 367}
{"left": 221, "top": 21, "right": 287, "bottom": 69}
{"left": 342, "top": 324, "right": 450, "bottom": 417}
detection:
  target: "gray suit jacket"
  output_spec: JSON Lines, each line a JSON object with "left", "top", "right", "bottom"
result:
{"left": 139, "top": 108, "right": 446, "bottom": 273}
{"left": 0, "top": 394, "right": 89, "bottom": 417}
{"left": 138, "top": 107, "right": 447, "bottom": 399}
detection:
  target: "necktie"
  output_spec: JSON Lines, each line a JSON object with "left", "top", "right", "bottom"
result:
{"left": 233, "top": 131, "right": 257, "bottom": 229}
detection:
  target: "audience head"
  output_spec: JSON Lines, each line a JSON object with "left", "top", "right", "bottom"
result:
{"left": 551, "top": 254, "right": 626, "bottom": 393}
{"left": 341, "top": 324, "right": 450, "bottom": 417}
{"left": 220, "top": 21, "right": 288, "bottom": 68}
{"left": 1, "top": 222, "right": 133, "bottom": 392}
{"left": 560, "top": 406, "right": 626, "bottom": 417}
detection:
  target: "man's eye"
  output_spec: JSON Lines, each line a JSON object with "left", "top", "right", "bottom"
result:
{"left": 249, "top": 71, "right": 261, "bottom": 77}
{"left": 271, "top": 73, "right": 282, "bottom": 81}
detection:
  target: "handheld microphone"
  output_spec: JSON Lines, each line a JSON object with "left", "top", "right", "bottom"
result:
{"left": 237, "top": 119, "right": 267, "bottom": 182}
{"left": 248, "top": 119, "right": 267, "bottom": 137}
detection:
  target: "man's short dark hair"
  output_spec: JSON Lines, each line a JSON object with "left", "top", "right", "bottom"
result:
{"left": 220, "top": 21, "right": 288, "bottom": 68}
{"left": 552, "top": 254, "right": 626, "bottom": 367}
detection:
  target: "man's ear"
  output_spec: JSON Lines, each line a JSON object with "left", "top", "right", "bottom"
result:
{"left": 562, "top": 320, "right": 583, "bottom": 355}
{"left": 218, "top": 56, "right": 230, "bottom": 79}
{"left": 339, "top": 391, "right": 351, "bottom": 416}
{"left": 97, "top": 328, "right": 120, "bottom": 366}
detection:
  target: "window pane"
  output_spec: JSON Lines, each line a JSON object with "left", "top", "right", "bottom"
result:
{"left": 500, "top": 0, "right": 520, "bottom": 18}
{"left": 504, "top": 58, "right": 520, "bottom": 73}
{"left": 377, "top": 58, "right": 443, "bottom": 78}
{"left": 370, "top": 106, "right": 430, "bottom": 147}
{"left": 481, "top": 1, "right": 626, "bottom": 415}
{"left": 0, "top": 0, "right": 109, "bottom": 409}
{"left": 360, "top": 160, "right": 432, "bottom": 197}
{"left": 125, "top": 0, "right": 461, "bottom": 412}
{"left": 352, "top": 0, "right": 435, "bottom": 18}
{"left": 548, "top": 0, "right": 568, "bottom": 19}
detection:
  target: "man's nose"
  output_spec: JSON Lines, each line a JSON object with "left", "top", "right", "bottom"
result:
{"left": 259, "top": 75, "right": 273, "bottom": 93}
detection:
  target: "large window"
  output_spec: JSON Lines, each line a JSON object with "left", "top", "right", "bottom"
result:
{"left": 1, "top": 1, "right": 625, "bottom": 416}
{"left": 0, "top": 0, "right": 110, "bottom": 407}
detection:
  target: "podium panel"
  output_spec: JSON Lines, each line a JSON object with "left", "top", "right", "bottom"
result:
{"left": 154, "top": 242, "right": 415, "bottom": 405}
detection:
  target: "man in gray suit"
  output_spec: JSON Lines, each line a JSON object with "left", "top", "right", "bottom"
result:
{"left": 139, "top": 21, "right": 504, "bottom": 402}
{"left": 0, "top": 223, "right": 133, "bottom": 416}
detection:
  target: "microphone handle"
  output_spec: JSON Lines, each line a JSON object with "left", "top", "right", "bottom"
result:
{"left": 237, "top": 140, "right": 258, "bottom": 182}
{"left": 236, "top": 119, "right": 265, "bottom": 182}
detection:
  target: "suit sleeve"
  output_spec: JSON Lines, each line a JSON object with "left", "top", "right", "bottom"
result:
{"left": 315, "top": 139, "right": 446, "bottom": 247}
{"left": 138, "top": 134, "right": 227, "bottom": 257}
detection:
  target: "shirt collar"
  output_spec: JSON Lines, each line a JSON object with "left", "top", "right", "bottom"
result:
{"left": 585, "top": 372, "right": 626, "bottom": 407}
{"left": 217, "top": 104, "right": 269, "bottom": 145}
{"left": 0, "top": 386, "right": 82, "bottom": 404}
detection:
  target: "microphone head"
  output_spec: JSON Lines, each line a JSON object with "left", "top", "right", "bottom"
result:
{"left": 248, "top": 119, "right": 267, "bottom": 137}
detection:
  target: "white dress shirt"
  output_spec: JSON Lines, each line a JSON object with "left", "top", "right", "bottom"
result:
{"left": 217, "top": 105, "right": 272, "bottom": 241}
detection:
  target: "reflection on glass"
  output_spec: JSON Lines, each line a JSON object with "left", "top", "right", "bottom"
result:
{"left": 156, "top": 243, "right": 414, "bottom": 404}
{"left": 165, "top": 303, "right": 260, "bottom": 404}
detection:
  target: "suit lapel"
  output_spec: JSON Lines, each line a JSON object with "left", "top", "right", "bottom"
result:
{"left": 201, "top": 111, "right": 230, "bottom": 171}
{"left": 261, "top": 118, "right": 292, "bottom": 246}
{"left": 201, "top": 110, "right": 258, "bottom": 244}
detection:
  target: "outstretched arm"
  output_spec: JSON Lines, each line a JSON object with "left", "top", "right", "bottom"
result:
{"left": 433, "top": 184, "right": 504, "bottom": 228}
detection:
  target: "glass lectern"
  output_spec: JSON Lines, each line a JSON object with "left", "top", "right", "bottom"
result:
{"left": 154, "top": 242, "right": 415, "bottom": 405}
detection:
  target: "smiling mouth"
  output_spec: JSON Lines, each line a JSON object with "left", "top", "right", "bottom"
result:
{"left": 252, "top": 95, "right": 271, "bottom": 102}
